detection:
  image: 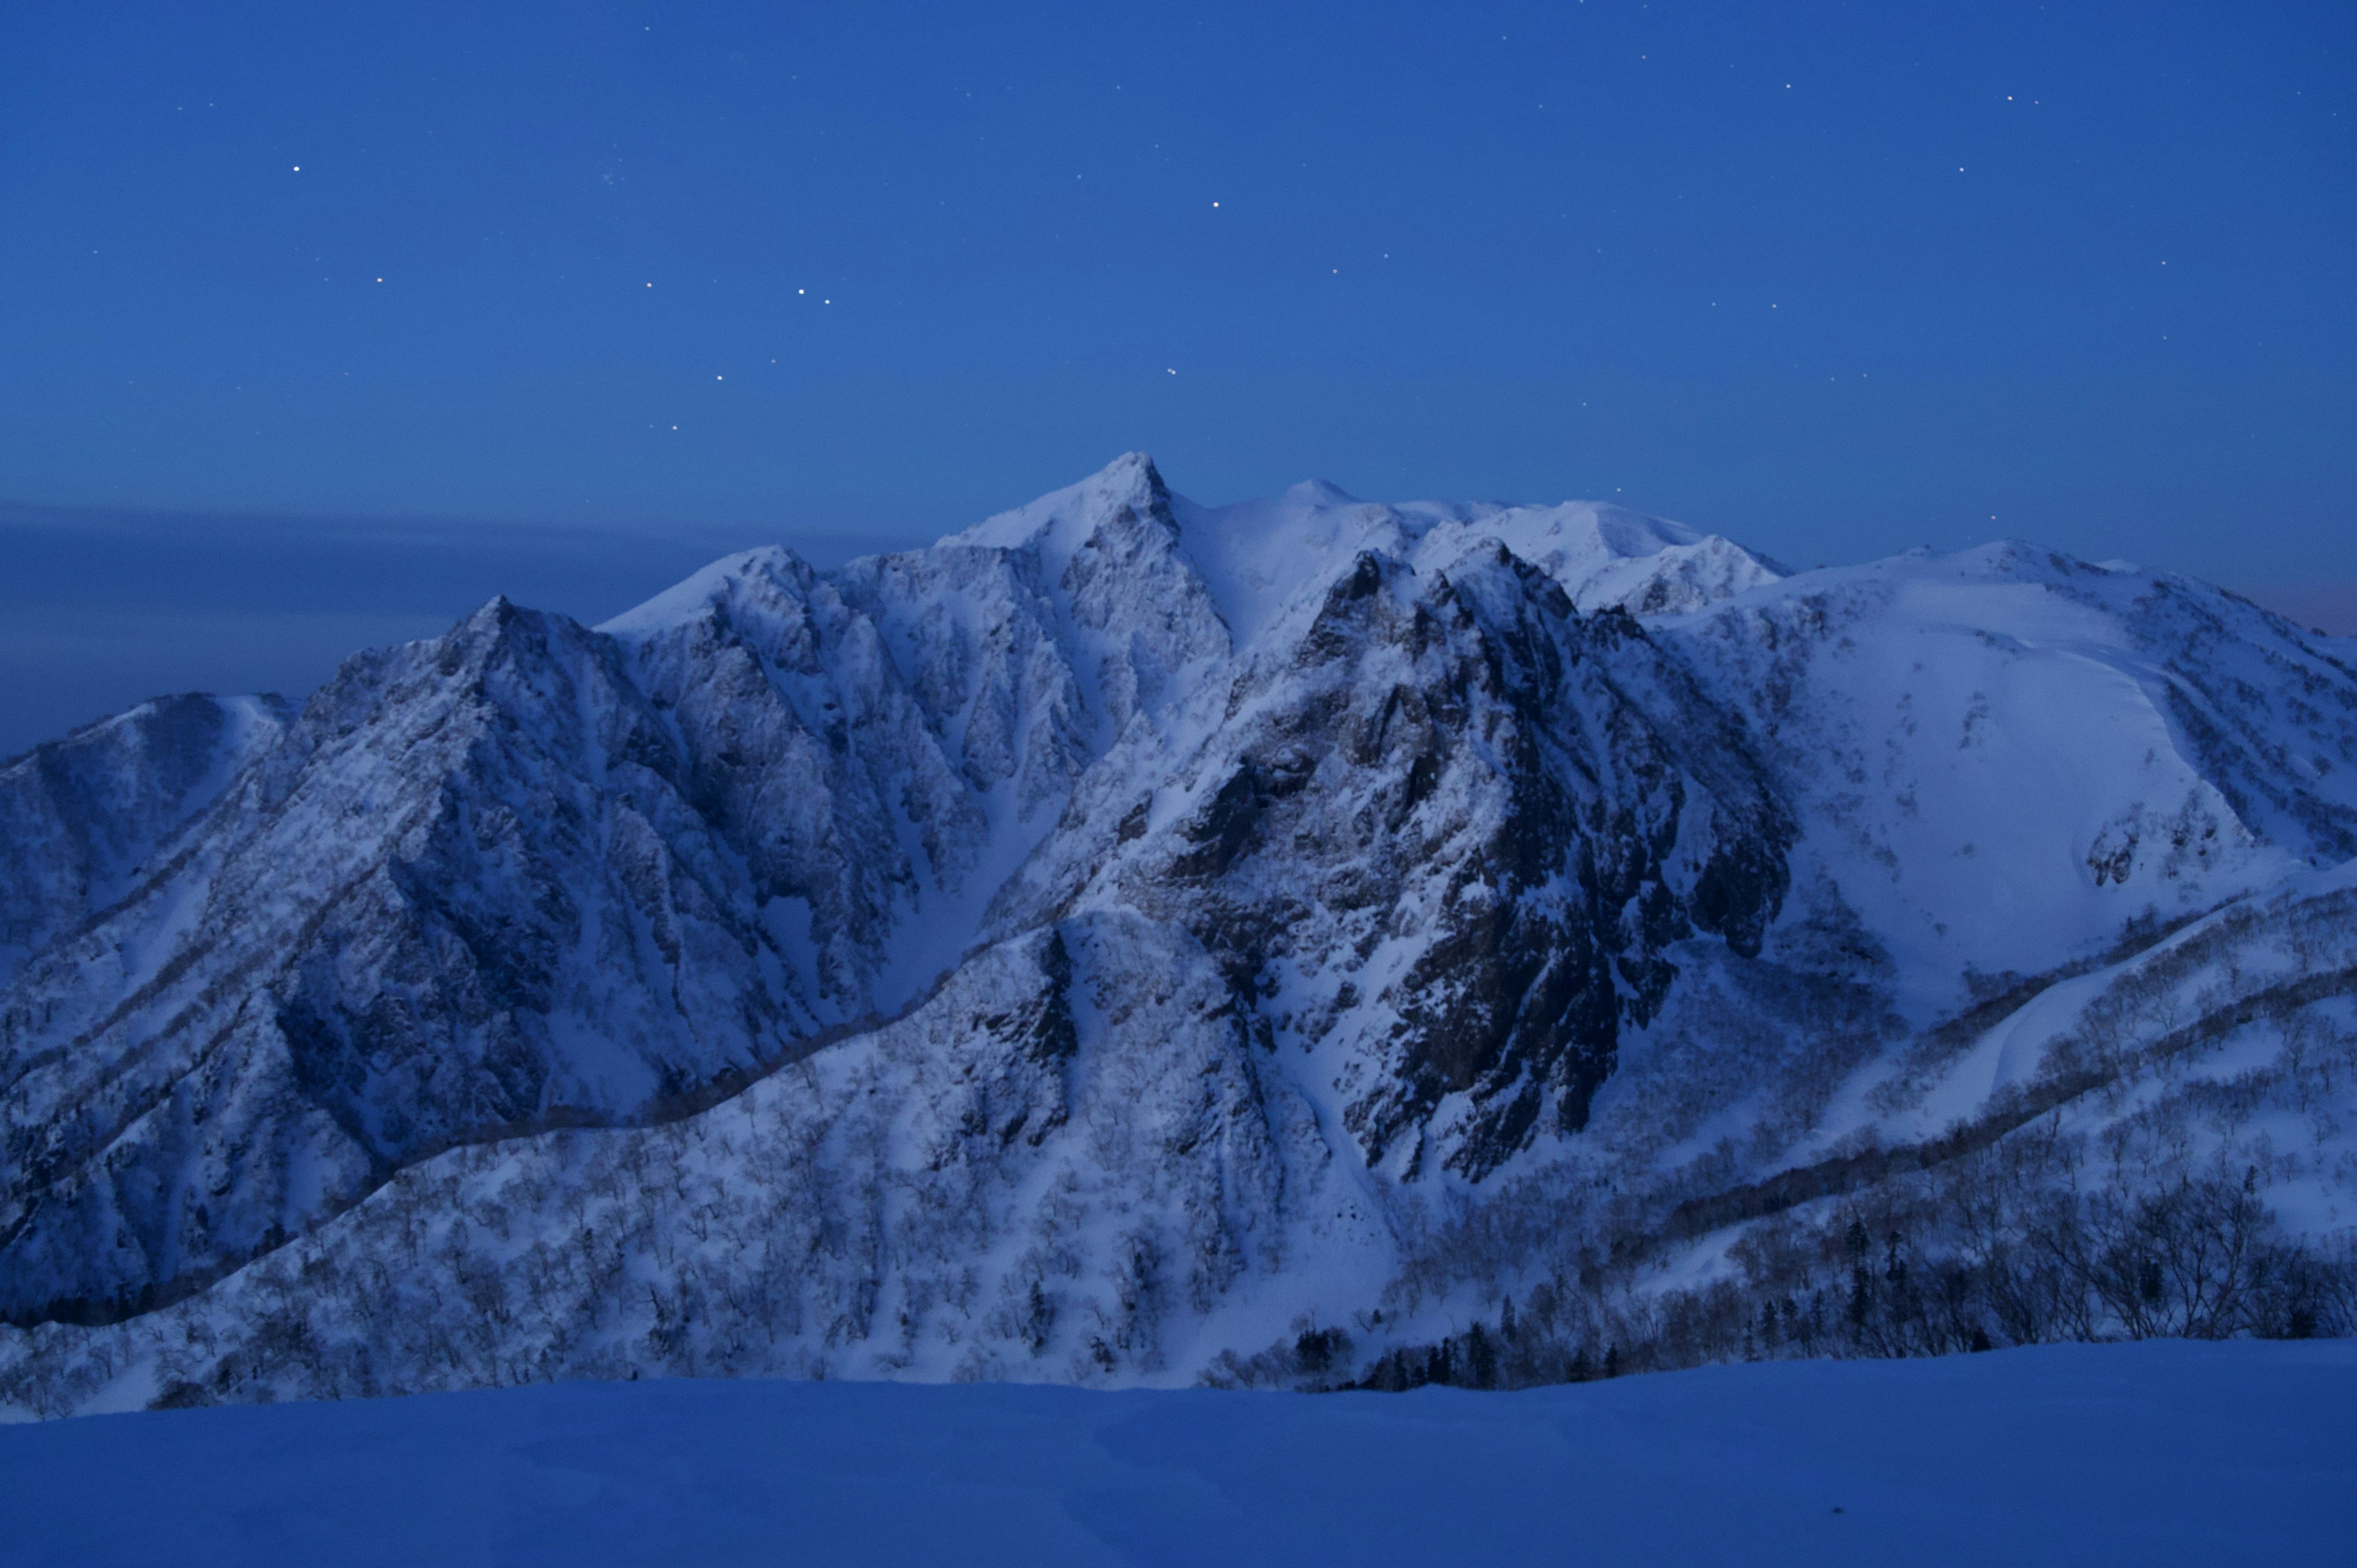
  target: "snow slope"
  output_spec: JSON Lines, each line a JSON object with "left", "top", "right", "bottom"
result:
{"left": 2, "top": 1340, "right": 2348, "bottom": 1567}
{"left": 0, "top": 692, "right": 288, "bottom": 987}
{"left": 1663, "top": 543, "right": 2357, "bottom": 997}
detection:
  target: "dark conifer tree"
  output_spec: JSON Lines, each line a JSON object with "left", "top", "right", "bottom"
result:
{"left": 1466, "top": 1323, "right": 1497, "bottom": 1389}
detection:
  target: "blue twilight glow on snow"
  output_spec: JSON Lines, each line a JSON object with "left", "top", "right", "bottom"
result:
{"left": 2, "top": 1342, "right": 2351, "bottom": 1567}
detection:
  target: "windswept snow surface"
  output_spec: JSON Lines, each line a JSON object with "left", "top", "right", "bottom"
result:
{"left": 2, "top": 1342, "right": 2348, "bottom": 1567}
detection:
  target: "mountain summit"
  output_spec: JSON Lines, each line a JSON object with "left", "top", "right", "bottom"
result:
{"left": 3, "top": 457, "right": 2353, "bottom": 1405}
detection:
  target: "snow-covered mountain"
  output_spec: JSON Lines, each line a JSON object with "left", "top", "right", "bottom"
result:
{"left": 3, "top": 455, "right": 2353, "bottom": 1410}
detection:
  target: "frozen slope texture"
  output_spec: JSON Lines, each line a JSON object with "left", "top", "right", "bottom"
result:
{"left": 2, "top": 455, "right": 2355, "bottom": 1405}
{"left": 2, "top": 1342, "right": 2350, "bottom": 1568}
{"left": 0, "top": 693, "right": 288, "bottom": 987}
{"left": 1667, "top": 543, "right": 2357, "bottom": 994}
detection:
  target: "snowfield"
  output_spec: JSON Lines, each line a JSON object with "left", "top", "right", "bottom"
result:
{"left": 2, "top": 1340, "right": 2349, "bottom": 1567}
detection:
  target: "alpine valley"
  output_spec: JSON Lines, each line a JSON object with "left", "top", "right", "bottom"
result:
{"left": 5, "top": 454, "right": 2355, "bottom": 1414}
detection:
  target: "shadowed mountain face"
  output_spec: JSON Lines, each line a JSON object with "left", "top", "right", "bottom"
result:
{"left": 983, "top": 542, "right": 1793, "bottom": 1180}
{"left": 3, "top": 457, "right": 2355, "bottom": 1397}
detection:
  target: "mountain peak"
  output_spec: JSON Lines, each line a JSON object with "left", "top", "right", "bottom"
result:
{"left": 945, "top": 452, "right": 1172, "bottom": 557}
{"left": 597, "top": 545, "right": 811, "bottom": 639}
{"left": 1097, "top": 449, "right": 1166, "bottom": 500}
{"left": 1284, "top": 478, "right": 1357, "bottom": 507}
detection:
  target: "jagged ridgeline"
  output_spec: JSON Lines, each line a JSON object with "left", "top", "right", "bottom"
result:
{"left": 4, "top": 455, "right": 2356, "bottom": 1412}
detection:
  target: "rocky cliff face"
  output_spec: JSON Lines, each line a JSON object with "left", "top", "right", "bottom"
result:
{"left": 4, "top": 456, "right": 2355, "bottom": 1407}
{"left": 988, "top": 543, "right": 1794, "bottom": 1182}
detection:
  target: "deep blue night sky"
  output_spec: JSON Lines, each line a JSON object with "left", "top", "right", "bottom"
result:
{"left": 2, "top": 1, "right": 2352, "bottom": 751}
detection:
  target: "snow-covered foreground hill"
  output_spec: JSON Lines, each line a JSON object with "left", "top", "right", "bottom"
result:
{"left": 2, "top": 455, "right": 2355, "bottom": 1410}
{"left": 2, "top": 1341, "right": 2349, "bottom": 1567}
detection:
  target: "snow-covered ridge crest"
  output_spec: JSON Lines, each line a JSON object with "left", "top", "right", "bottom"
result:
{"left": 2, "top": 454, "right": 2355, "bottom": 1404}
{"left": 1154, "top": 466, "right": 1786, "bottom": 644}
{"left": 925, "top": 452, "right": 1784, "bottom": 647}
